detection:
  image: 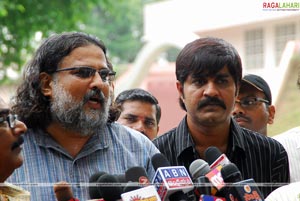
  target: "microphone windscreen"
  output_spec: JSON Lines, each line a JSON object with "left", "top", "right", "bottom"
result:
{"left": 89, "top": 171, "right": 107, "bottom": 199}
{"left": 97, "top": 174, "right": 123, "bottom": 201}
{"left": 220, "top": 163, "right": 243, "bottom": 183}
{"left": 125, "top": 166, "right": 150, "bottom": 184}
{"left": 189, "top": 159, "right": 210, "bottom": 179}
{"left": 114, "top": 174, "right": 126, "bottom": 183}
{"left": 151, "top": 153, "right": 171, "bottom": 170}
{"left": 204, "top": 146, "right": 222, "bottom": 165}
{"left": 123, "top": 182, "right": 141, "bottom": 193}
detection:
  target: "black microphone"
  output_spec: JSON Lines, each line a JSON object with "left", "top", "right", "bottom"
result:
{"left": 189, "top": 159, "right": 211, "bottom": 196}
{"left": 97, "top": 174, "right": 123, "bottom": 201}
{"left": 123, "top": 166, "right": 150, "bottom": 192}
{"left": 89, "top": 171, "right": 107, "bottom": 199}
{"left": 125, "top": 166, "right": 150, "bottom": 185}
{"left": 151, "top": 153, "right": 193, "bottom": 201}
{"left": 121, "top": 166, "right": 161, "bottom": 201}
{"left": 204, "top": 146, "right": 230, "bottom": 169}
{"left": 203, "top": 147, "right": 229, "bottom": 195}
{"left": 220, "top": 162, "right": 265, "bottom": 201}
{"left": 220, "top": 163, "right": 242, "bottom": 183}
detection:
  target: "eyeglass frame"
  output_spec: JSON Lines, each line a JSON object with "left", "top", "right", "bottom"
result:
{"left": 0, "top": 114, "right": 18, "bottom": 129}
{"left": 53, "top": 66, "right": 116, "bottom": 83}
{"left": 235, "top": 97, "right": 270, "bottom": 108}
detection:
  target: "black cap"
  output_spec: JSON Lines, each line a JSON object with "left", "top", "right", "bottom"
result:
{"left": 242, "top": 74, "right": 272, "bottom": 104}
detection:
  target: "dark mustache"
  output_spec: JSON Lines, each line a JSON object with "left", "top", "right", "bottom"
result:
{"left": 11, "top": 135, "right": 24, "bottom": 151}
{"left": 233, "top": 114, "right": 251, "bottom": 122}
{"left": 197, "top": 97, "right": 226, "bottom": 110}
{"left": 83, "top": 88, "right": 105, "bottom": 105}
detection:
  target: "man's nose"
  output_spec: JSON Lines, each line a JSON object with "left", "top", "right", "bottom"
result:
{"left": 12, "top": 120, "right": 27, "bottom": 136}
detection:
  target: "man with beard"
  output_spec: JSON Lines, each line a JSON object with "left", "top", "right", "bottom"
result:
{"left": 7, "top": 32, "right": 160, "bottom": 201}
{"left": 232, "top": 74, "right": 275, "bottom": 136}
{"left": 152, "top": 37, "right": 289, "bottom": 198}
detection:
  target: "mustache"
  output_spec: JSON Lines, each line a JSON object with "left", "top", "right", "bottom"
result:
{"left": 11, "top": 135, "right": 24, "bottom": 151}
{"left": 197, "top": 96, "right": 226, "bottom": 110}
{"left": 83, "top": 88, "right": 106, "bottom": 105}
{"left": 233, "top": 114, "right": 251, "bottom": 122}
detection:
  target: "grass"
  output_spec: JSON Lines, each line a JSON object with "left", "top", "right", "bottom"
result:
{"left": 268, "top": 57, "right": 300, "bottom": 137}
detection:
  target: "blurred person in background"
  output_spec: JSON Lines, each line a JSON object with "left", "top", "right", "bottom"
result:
{"left": 273, "top": 70, "right": 300, "bottom": 182}
{"left": 115, "top": 88, "right": 161, "bottom": 140}
{"left": 232, "top": 74, "right": 275, "bottom": 136}
{"left": 0, "top": 97, "right": 27, "bottom": 182}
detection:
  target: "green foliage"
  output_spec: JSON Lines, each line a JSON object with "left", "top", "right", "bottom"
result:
{"left": 0, "top": 0, "right": 149, "bottom": 83}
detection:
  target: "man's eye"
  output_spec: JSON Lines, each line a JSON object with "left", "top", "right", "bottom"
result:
{"left": 99, "top": 70, "right": 109, "bottom": 80}
{"left": 145, "top": 120, "right": 155, "bottom": 127}
{"left": 217, "top": 79, "right": 228, "bottom": 84}
{"left": 194, "top": 79, "right": 206, "bottom": 86}
{"left": 242, "top": 99, "right": 255, "bottom": 106}
{"left": 125, "top": 117, "right": 136, "bottom": 123}
{"left": 73, "top": 68, "right": 94, "bottom": 78}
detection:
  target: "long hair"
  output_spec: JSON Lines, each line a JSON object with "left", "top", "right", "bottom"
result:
{"left": 12, "top": 32, "right": 112, "bottom": 129}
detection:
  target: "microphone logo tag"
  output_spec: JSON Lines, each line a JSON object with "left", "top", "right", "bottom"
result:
{"left": 139, "top": 176, "right": 150, "bottom": 185}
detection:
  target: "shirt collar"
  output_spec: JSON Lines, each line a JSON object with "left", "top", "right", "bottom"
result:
{"left": 173, "top": 116, "right": 246, "bottom": 161}
{"left": 31, "top": 126, "right": 110, "bottom": 159}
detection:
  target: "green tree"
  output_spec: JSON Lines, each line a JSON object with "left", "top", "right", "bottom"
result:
{"left": 0, "top": 0, "right": 150, "bottom": 84}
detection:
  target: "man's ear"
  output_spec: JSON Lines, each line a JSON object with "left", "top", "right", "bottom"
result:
{"left": 267, "top": 105, "right": 276, "bottom": 124}
{"left": 176, "top": 81, "right": 184, "bottom": 101}
{"left": 39, "top": 72, "right": 53, "bottom": 98}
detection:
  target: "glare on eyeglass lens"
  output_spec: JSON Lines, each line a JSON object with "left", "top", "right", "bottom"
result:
{"left": 54, "top": 66, "right": 116, "bottom": 82}
{"left": 235, "top": 97, "right": 269, "bottom": 108}
{"left": 0, "top": 114, "right": 18, "bottom": 128}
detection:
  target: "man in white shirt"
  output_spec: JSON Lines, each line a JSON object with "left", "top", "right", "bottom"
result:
{"left": 273, "top": 71, "right": 300, "bottom": 182}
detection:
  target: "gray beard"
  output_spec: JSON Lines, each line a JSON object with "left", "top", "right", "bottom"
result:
{"left": 50, "top": 81, "right": 111, "bottom": 137}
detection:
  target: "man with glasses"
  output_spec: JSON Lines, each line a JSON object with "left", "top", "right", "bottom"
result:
{"left": 0, "top": 97, "right": 27, "bottom": 182}
{"left": 232, "top": 74, "right": 275, "bottom": 136}
{"left": 7, "top": 32, "right": 159, "bottom": 201}
{"left": 0, "top": 97, "right": 30, "bottom": 200}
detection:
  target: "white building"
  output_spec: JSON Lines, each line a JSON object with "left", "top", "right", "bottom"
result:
{"left": 118, "top": 0, "right": 300, "bottom": 105}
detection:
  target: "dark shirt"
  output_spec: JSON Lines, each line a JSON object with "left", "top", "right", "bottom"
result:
{"left": 152, "top": 116, "right": 290, "bottom": 198}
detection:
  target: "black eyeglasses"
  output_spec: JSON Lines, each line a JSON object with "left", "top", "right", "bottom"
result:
{"left": 0, "top": 114, "right": 18, "bottom": 128}
{"left": 54, "top": 66, "right": 116, "bottom": 82}
{"left": 235, "top": 97, "right": 269, "bottom": 108}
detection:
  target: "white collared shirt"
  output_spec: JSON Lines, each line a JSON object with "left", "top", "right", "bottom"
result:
{"left": 265, "top": 181, "right": 300, "bottom": 201}
{"left": 273, "top": 127, "right": 300, "bottom": 182}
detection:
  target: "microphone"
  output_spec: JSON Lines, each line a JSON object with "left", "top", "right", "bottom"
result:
{"left": 204, "top": 147, "right": 230, "bottom": 169}
{"left": 121, "top": 166, "right": 161, "bottom": 201}
{"left": 53, "top": 181, "right": 79, "bottom": 201}
{"left": 125, "top": 166, "right": 150, "bottom": 185}
{"left": 204, "top": 147, "right": 229, "bottom": 195}
{"left": 97, "top": 174, "right": 123, "bottom": 201}
{"left": 123, "top": 166, "right": 150, "bottom": 192}
{"left": 189, "top": 159, "right": 211, "bottom": 196}
{"left": 220, "top": 163, "right": 242, "bottom": 183}
{"left": 220, "top": 162, "right": 265, "bottom": 201}
{"left": 89, "top": 171, "right": 107, "bottom": 199}
{"left": 151, "top": 153, "right": 194, "bottom": 201}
